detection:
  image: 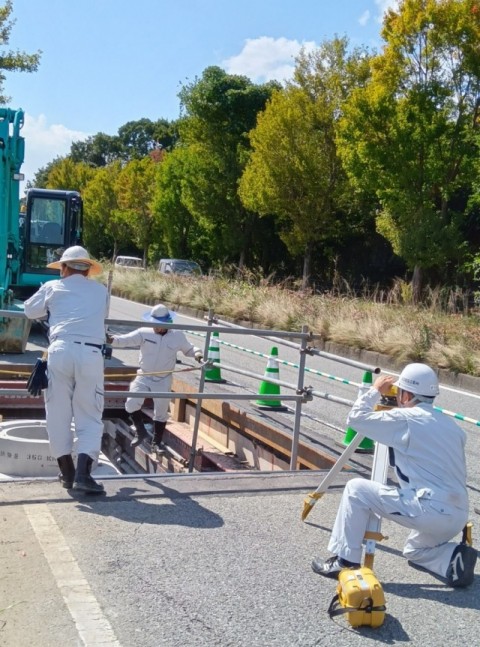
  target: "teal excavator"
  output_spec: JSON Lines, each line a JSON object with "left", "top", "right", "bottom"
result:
{"left": 0, "top": 107, "right": 83, "bottom": 352}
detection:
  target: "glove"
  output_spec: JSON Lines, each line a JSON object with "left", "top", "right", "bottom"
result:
{"left": 194, "top": 351, "right": 203, "bottom": 362}
{"left": 26, "top": 358, "right": 48, "bottom": 397}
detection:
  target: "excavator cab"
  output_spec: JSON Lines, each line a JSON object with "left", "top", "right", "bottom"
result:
{"left": 19, "top": 188, "right": 83, "bottom": 290}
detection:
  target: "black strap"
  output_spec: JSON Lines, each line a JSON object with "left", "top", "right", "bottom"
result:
{"left": 74, "top": 341, "right": 103, "bottom": 350}
{"left": 389, "top": 447, "right": 411, "bottom": 483}
{"left": 388, "top": 447, "right": 395, "bottom": 467}
{"left": 395, "top": 464, "right": 410, "bottom": 483}
{"left": 328, "top": 594, "right": 386, "bottom": 619}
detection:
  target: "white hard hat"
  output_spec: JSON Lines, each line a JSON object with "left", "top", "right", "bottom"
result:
{"left": 47, "top": 245, "right": 102, "bottom": 276}
{"left": 394, "top": 363, "right": 439, "bottom": 397}
{"left": 142, "top": 303, "right": 175, "bottom": 323}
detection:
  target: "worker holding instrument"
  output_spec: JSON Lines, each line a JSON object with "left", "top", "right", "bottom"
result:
{"left": 24, "top": 246, "right": 109, "bottom": 495}
{"left": 312, "top": 363, "right": 477, "bottom": 587}
{"left": 107, "top": 304, "right": 202, "bottom": 451}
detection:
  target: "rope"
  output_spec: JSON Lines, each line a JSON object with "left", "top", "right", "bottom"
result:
{"left": 187, "top": 330, "right": 362, "bottom": 386}
{"left": 186, "top": 330, "right": 480, "bottom": 430}
{"left": 0, "top": 362, "right": 206, "bottom": 380}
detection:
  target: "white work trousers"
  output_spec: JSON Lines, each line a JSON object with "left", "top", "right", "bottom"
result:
{"left": 328, "top": 478, "right": 468, "bottom": 578}
{"left": 125, "top": 374, "right": 173, "bottom": 422}
{"left": 45, "top": 340, "right": 105, "bottom": 460}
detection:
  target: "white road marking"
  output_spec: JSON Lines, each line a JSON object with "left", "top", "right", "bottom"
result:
{"left": 24, "top": 503, "right": 121, "bottom": 647}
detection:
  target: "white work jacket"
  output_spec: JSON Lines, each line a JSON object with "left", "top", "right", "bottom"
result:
{"left": 111, "top": 328, "right": 199, "bottom": 377}
{"left": 24, "top": 274, "right": 108, "bottom": 344}
{"left": 347, "top": 388, "right": 468, "bottom": 511}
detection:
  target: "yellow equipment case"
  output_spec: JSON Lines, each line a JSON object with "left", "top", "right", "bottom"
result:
{"left": 328, "top": 567, "right": 386, "bottom": 628}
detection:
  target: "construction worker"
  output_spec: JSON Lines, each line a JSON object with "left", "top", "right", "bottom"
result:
{"left": 107, "top": 304, "right": 202, "bottom": 450}
{"left": 312, "top": 363, "right": 477, "bottom": 587}
{"left": 24, "top": 246, "right": 109, "bottom": 495}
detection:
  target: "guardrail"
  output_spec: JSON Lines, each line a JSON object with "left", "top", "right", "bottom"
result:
{"left": 2, "top": 307, "right": 479, "bottom": 478}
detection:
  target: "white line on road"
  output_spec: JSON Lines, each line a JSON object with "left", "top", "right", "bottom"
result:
{"left": 24, "top": 503, "right": 121, "bottom": 647}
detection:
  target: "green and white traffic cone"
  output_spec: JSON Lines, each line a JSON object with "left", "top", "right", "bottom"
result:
{"left": 204, "top": 331, "right": 226, "bottom": 383}
{"left": 342, "top": 370, "right": 375, "bottom": 452}
{"left": 255, "top": 347, "right": 288, "bottom": 411}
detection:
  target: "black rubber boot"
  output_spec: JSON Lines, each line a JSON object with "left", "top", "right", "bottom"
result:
{"left": 57, "top": 454, "right": 75, "bottom": 489}
{"left": 73, "top": 453, "right": 105, "bottom": 494}
{"left": 129, "top": 410, "right": 148, "bottom": 447}
{"left": 151, "top": 421, "right": 166, "bottom": 451}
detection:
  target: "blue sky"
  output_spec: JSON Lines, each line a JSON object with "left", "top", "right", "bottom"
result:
{"left": 5, "top": 0, "right": 397, "bottom": 185}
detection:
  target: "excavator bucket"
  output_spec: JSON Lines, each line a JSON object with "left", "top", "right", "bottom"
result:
{"left": 0, "top": 304, "right": 32, "bottom": 353}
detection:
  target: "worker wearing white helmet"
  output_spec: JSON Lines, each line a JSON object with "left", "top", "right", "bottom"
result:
{"left": 24, "top": 245, "right": 109, "bottom": 495}
{"left": 312, "top": 362, "right": 477, "bottom": 587}
{"left": 107, "top": 304, "right": 202, "bottom": 451}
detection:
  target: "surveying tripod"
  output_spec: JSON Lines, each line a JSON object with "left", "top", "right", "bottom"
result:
{"left": 302, "top": 430, "right": 390, "bottom": 568}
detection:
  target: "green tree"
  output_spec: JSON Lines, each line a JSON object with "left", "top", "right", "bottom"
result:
{"left": 0, "top": 0, "right": 41, "bottom": 103}
{"left": 115, "top": 157, "right": 158, "bottom": 262}
{"left": 69, "top": 119, "right": 177, "bottom": 169}
{"left": 118, "top": 118, "right": 176, "bottom": 159}
{"left": 30, "top": 156, "right": 63, "bottom": 188}
{"left": 45, "top": 157, "right": 95, "bottom": 193}
{"left": 70, "top": 133, "right": 123, "bottom": 167}
{"left": 82, "top": 162, "right": 130, "bottom": 259}
{"left": 240, "top": 39, "right": 371, "bottom": 288}
{"left": 178, "top": 66, "right": 280, "bottom": 269}
{"left": 337, "top": 0, "right": 480, "bottom": 299}
{"left": 152, "top": 146, "right": 207, "bottom": 260}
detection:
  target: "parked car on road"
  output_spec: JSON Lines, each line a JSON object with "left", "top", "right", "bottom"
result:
{"left": 114, "top": 255, "right": 144, "bottom": 270}
{"left": 158, "top": 258, "right": 202, "bottom": 276}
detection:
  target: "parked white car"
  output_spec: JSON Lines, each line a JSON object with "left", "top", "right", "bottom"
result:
{"left": 158, "top": 258, "right": 202, "bottom": 276}
{"left": 114, "top": 255, "right": 144, "bottom": 270}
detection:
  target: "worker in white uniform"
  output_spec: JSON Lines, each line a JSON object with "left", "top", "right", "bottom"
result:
{"left": 108, "top": 304, "right": 202, "bottom": 450}
{"left": 24, "top": 246, "right": 108, "bottom": 495}
{"left": 312, "top": 363, "right": 477, "bottom": 587}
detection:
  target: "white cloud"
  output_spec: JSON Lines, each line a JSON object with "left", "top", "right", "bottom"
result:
{"left": 374, "top": 0, "right": 399, "bottom": 22}
{"left": 222, "top": 36, "right": 317, "bottom": 83}
{"left": 20, "top": 113, "right": 90, "bottom": 186}
{"left": 359, "top": 10, "right": 370, "bottom": 26}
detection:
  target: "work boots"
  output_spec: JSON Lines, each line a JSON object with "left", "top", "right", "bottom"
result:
{"left": 151, "top": 420, "right": 167, "bottom": 452}
{"left": 57, "top": 454, "right": 75, "bottom": 489}
{"left": 73, "top": 453, "right": 105, "bottom": 494}
{"left": 129, "top": 410, "right": 148, "bottom": 447}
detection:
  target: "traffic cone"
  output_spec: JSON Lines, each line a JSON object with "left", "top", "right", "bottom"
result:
{"left": 204, "top": 331, "right": 226, "bottom": 383}
{"left": 255, "top": 347, "right": 288, "bottom": 411}
{"left": 342, "top": 370, "right": 375, "bottom": 452}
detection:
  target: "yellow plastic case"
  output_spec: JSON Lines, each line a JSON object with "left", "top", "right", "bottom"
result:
{"left": 328, "top": 567, "right": 386, "bottom": 628}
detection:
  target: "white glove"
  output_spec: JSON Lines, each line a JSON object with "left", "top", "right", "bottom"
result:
{"left": 195, "top": 351, "right": 203, "bottom": 362}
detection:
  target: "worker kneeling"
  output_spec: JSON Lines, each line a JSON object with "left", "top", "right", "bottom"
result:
{"left": 312, "top": 363, "right": 477, "bottom": 588}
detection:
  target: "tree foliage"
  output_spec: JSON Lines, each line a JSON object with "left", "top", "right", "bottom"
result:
{"left": 240, "top": 38, "right": 372, "bottom": 287}
{"left": 45, "top": 157, "right": 95, "bottom": 193}
{"left": 68, "top": 118, "right": 177, "bottom": 169}
{"left": 152, "top": 146, "right": 207, "bottom": 261}
{"left": 82, "top": 162, "right": 129, "bottom": 259}
{"left": 70, "top": 133, "right": 123, "bottom": 167}
{"left": 178, "top": 66, "right": 280, "bottom": 268}
{"left": 0, "top": 1, "right": 41, "bottom": 103}
{"left": 337, "top": 0, "right": 480, "bottom": 295}
{"left": 26, "top": 3, "right": 480, "bottom": 292}
{"left": 115, "top": 157, "right": 158, "bottom": 262}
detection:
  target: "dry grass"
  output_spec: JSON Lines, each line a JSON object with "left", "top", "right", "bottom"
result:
{"left": 103, "top": 266, "right": 480, "bottom": 376}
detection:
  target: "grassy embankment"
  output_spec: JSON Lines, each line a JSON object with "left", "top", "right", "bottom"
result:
{"left": 104, "top": 266, "right": 480, "bottom": 377}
